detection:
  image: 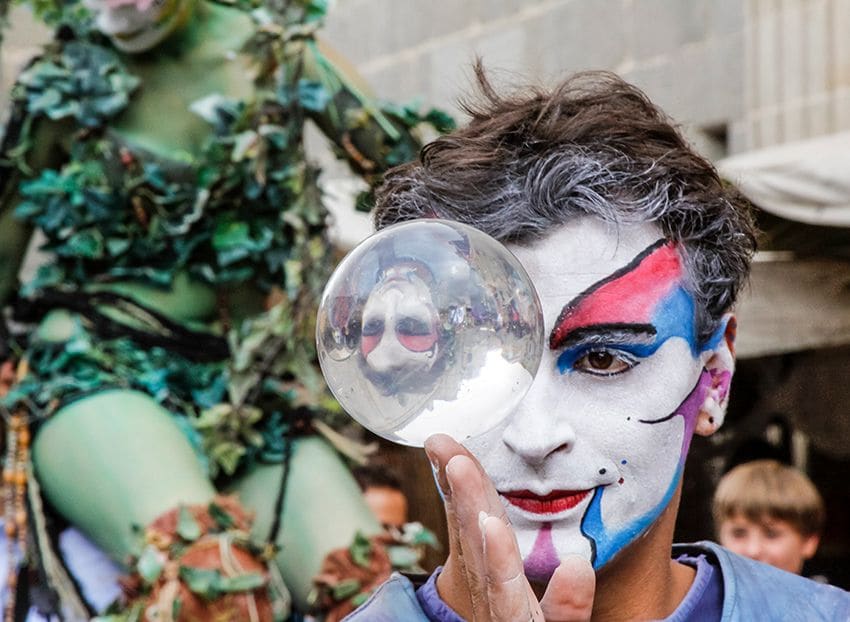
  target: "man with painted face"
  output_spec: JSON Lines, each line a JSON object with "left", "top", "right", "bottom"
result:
{"left": 344, "top": 69, "right": 850, "bottom": 621}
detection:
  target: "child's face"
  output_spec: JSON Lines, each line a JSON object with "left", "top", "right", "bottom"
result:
{"left": 718, "top": 513, "right": 820, "bottom": 574}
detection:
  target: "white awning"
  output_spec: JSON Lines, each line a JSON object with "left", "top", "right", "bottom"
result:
{"left": 716, "top": 131, "right": 850, "bottom": 227}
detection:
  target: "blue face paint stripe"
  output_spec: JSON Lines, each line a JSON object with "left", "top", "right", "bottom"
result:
{"left": 580, "top": 463, "right": 685, "bottom": 569}
{"left": 557, "top": 285, "right": 698, "bottom": 375}
{"left": 701, "top": 315, "right": 730, "bottom": 352}
{"left": 649, "top": 285, "right": 699, "bottom": 355}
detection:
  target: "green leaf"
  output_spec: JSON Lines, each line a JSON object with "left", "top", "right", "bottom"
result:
{"left": 216, "top": 572, "right": 266, "bottom": 593}
{"left": 424, "top": 108, "right": 457, "bottom": 133}
{"left": 231, "top": 130, "right": 259, "bottom": 161}
{"left": 351, "top": 591, "right": 371, "bottom": 608}
{"left": 106, "top": 237, "right": 131, "bottom": 256}
{"left": 189, "top": 93, "right": 232, "bottom": 124}
{"left": 208, "top": 502, "right": 236, "bottom": 530}
{"left": 330, "top": 578, "right": 362, "bottom": 601}
{"left": 387, "top": 545, "right": 420, "bottom": 569}
{"left": 137, "top": 545, "right": 164, "bottom": 584}
{"left": 212, "top": 220, "right": 250, "bottom": 250}
{"left": 349, "top": 531, "right": 372, "bottom": 568}
{"left": 29, "top": 88, "right": 62, "bottom": 114}
{"left": 177, "top": 506, "right": 202, "bottom": 542}
{"left": 297, "top": 79, "right": 330, "bottom": 112}
{"left": 194, "top": 404, "right": 232, "bottom": 429}
{"left": 60, "top": 229, "right": 104, "bottom": 258}
{"left": 210, "top": 440, "right": 246, "bottom": 476}
{"left": 179, "top": 566, "right": 221, "bottom": 600}
{"left": 305, "top": 0, "right": 329, "bottom": 22}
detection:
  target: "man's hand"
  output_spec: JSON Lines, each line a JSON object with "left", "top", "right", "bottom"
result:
{"left": 425, "top": 434, "right": 595, "bottom": 621}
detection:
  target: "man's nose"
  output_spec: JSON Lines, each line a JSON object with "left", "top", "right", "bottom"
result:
{"left": 501, "top": 374, "right": 577, "bottom": 467}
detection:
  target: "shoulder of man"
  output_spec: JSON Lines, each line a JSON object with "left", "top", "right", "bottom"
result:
{"left": 675, "top": 541, "right": 850, "bottom": 622}
{"left": 342, "top": 572, "right": 431, "bottom": 622}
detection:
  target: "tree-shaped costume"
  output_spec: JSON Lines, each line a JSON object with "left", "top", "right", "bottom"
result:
{"left": 0, "top": 1, "right": 451, "bottom": 619}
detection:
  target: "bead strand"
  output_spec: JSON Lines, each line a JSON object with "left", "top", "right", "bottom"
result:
{"left": 3, "top": 414, "right": 28, "bottom": 622}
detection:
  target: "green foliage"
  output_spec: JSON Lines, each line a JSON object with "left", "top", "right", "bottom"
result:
{"left": 16, "top": 41, "right": 139, "bottom": 127}
{"left": 0, "top": 316, "right": 222, "bottom": 437}
{"left": 6, "top": 0, "right": 456, "bottom": 492}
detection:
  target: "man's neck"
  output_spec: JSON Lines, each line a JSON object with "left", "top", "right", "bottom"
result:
{"left": 590, "top": 488, "right": 695, "bottom": 621}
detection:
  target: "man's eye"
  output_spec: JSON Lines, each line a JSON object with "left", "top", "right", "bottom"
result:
{"left": 573, "top": 350, "right": 636, "bottom": 376}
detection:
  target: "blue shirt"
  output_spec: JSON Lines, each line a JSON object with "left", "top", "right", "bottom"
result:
{"left": 414, "top": 553, "right": 723, "bottom": 622}
{"left": 343, "top": 542, "right": 850, "bottom": 621}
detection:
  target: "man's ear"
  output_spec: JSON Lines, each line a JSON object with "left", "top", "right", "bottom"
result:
{"left": 695, "top": 314, "right": 737, "bottom": 437}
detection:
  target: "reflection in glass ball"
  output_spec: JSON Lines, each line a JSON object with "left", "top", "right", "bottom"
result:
{"left": 317, "top": 220, "right": 544, "bottom": 447}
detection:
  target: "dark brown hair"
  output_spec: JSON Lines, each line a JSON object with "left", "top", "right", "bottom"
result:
{"left": 374, "top": 66, "right": 757, "bottom": 343}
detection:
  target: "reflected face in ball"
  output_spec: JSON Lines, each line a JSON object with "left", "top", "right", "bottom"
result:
{"left": 463, "top": 217, "right": 723, "bottom": 579}
{"left": 360, "top": 264, "right": 440, "bottom": 386}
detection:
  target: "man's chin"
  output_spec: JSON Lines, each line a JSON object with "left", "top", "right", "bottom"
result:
{"left": 523, "top": 556, "right": 559, "bottom": 584}
{"left": 515, "top": 520, "right": 593, "bottom": 583}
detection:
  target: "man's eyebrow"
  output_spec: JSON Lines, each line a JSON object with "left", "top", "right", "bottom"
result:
{"left": 556, "top": 323, "right": 657, "bottom": 350}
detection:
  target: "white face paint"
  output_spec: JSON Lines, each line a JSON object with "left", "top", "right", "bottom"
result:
{"left": 84, "top": 0, "right": 189, "bottom": 53}
{"left": 463, "top": 216, "right": 724, "bottom": 580}
{"left": 360, "top": 265, "right": 440, "bottom": 379}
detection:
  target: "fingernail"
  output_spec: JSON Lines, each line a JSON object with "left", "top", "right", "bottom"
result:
{"left": 437, "top": 455, "right": 460, "bottom": 501}
{"left": 424, "top": 442, "right": 438, "bottom": 469}
{"left": 430, "top": 460, "right": 448, "bottom": 501}
{"left": 478, "top": 511, "right": 489, "bottom": 532}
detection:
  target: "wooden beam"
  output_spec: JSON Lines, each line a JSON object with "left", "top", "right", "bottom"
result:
{"left": 735, "top": 258, "right": 850, "bottom": 358}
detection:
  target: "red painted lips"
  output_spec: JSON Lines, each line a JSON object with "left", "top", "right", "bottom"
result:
{"left": 501, "top": 489, "right": 591, "bottom": 514}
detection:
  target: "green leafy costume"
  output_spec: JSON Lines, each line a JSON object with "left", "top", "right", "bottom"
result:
{"left": 0, "top": 1, "right": 452, "bottom": 618}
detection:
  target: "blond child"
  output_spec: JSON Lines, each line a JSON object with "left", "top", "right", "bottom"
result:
{"left": 713, "top": 459, "right": 825, "bottom": 574}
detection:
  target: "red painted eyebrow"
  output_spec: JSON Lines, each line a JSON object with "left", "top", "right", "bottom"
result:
{"left": 549, "top": 240, "right": 683, "bottom": 350}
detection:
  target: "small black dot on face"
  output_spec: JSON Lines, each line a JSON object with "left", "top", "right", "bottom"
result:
{"left": 709, "top": 416, "right": 715, "bottom": 424}
{"left": 618, "top": 477, "right": 624, "bottom": 485}
{"left": 621, "top": 459, "right": 627, "bottom": 465}
{"left": 626, "top": 417, "right": 631, "bottom": 421}
{"left": 598, "top": 468, "right": 606, "bottom": 475}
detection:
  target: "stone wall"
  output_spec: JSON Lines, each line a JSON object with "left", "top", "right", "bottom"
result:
{"left": 5, "top": 1, "right": 850, "bottom": 158}
{"left": 322, "top": 0, "right": 746, "bottom": 158}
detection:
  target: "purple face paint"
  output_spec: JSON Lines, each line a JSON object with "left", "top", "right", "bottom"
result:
{"left": 523, "top": 522, "right": 561, "bottom": 582}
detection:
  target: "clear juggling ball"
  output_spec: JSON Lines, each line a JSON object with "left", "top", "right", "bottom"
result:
{"left": 316, "top": 220, "right": 543, "bottom": 446}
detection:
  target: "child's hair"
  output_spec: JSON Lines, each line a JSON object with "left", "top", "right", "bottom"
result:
{"left": 712, "top": 459, "right": 825, "bottom": 537}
